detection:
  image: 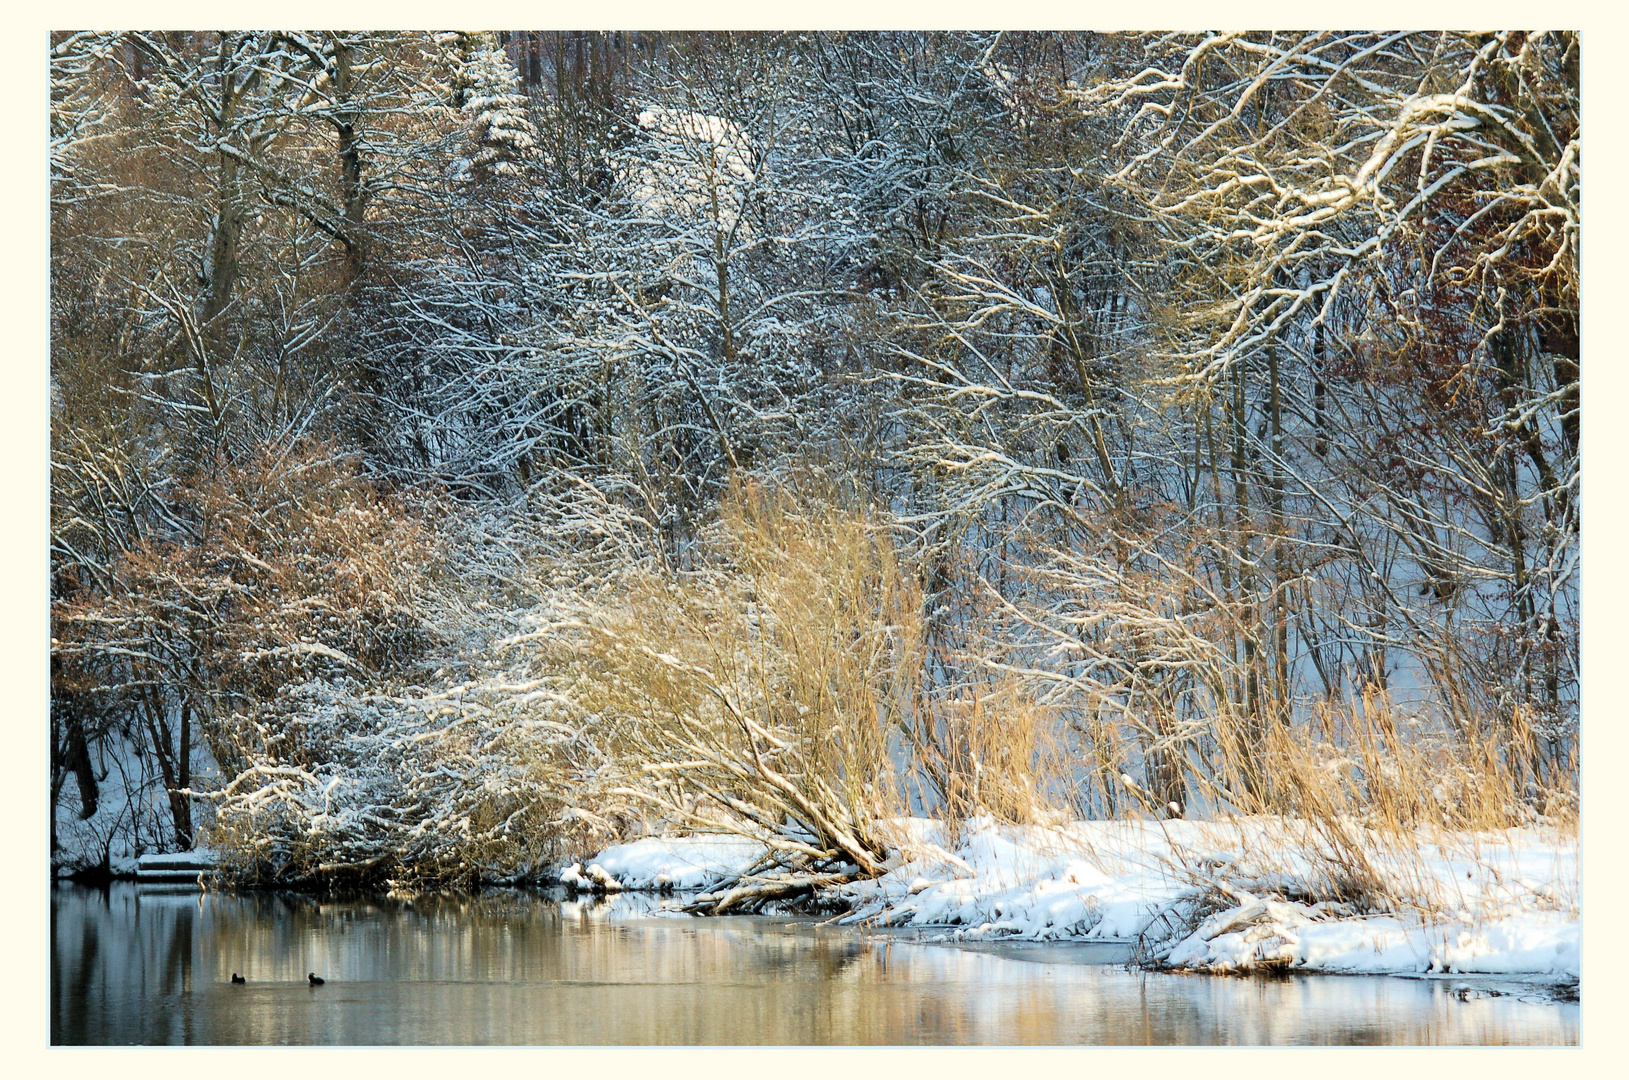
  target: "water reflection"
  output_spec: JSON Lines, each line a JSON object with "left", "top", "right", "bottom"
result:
{"left": 52, "top": 883, "right": 1577, "bottom": 1045}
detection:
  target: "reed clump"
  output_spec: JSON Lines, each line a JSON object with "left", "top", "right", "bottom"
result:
{"left": 531, "top": 472, "right": 923, "bottom": 891}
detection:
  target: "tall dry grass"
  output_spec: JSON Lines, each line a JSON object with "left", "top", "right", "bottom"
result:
{"left": 1219, "top": 687, "right": 1580, "bottom": 913}
{"left": 527, "top": 473, "right": 923, "bottom": 900}
{"left": 904, "top": 681, "right": 1082, "bottom": 837}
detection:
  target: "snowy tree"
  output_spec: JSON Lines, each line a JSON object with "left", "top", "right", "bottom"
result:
{"left": 457, "top": 40, "right": 539, "bottom": 183}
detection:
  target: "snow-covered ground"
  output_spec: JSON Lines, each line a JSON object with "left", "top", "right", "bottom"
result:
{"left": 52, "top": 732, "right": 221, "bottom": 878}
{"left": 569, "top": 817, "right": 1579, "bottom": 982}
{"left": 561, "top": 834, "right": 770, "bottom": 892}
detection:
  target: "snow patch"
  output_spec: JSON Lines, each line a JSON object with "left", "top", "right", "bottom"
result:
{"left": 570, "top": 833, "right": 769, "bottom": 891}
{"left": 573, "top": 816, "right": 1579, "bottom": 981}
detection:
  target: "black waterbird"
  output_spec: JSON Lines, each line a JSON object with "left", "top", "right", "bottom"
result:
{"left": 308, "top": 973, "right": 326, "bottom": 986}
{"left": 230, "top": 973, "right": 246, "bottom": 984}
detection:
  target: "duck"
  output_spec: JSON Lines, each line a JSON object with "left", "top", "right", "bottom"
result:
{"left": 231, "top": 973, "right": 246, "bottom": 984}
{"left": 308, "top": 973, "right": 326, "bottom": 986}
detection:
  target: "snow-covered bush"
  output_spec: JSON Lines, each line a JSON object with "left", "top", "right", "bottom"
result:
{"left": 204, "top": 678, "right": 577, "bottom": 887}
{"left": 198, "top": 473, "right": 663, "bottom": 887}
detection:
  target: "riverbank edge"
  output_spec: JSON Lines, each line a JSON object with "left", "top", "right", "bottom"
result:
{"left": 65, "top": 816, "right": 1578, "bottom": 990}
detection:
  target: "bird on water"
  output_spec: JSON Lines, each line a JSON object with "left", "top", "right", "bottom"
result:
{"left": 231, "top": 973, "right": 246, "bottom": 984}
{"left": 308, "top": 973, "right": 326, "bottom": 986}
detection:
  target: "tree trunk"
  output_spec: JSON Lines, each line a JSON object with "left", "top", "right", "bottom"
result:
{"left": 332, "top": 38, "right": 367, "bottom": 292}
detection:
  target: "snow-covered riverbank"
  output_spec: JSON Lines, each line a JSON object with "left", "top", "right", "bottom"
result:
{"left": 563, "top": 817, "right": 1579, "bottom": 983}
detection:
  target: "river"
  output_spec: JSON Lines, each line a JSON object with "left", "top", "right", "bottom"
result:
{"left": 51, "top": 882, "right": 1578, "bottom": 1045}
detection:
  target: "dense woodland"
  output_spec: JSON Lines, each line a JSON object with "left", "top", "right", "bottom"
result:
{"left": 50, "top": 31, "right": 1578, "bottom": 893}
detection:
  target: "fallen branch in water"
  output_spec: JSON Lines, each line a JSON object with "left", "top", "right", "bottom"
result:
{"left": 686, "top": 871, "right": 860, "bottom": 914}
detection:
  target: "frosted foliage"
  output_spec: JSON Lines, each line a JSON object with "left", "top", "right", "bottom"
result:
{"left": 205, "top": 675, "right": 592, "bottom": 888}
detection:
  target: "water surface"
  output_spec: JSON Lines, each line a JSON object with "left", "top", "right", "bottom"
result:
{"left": 51, "top": 883, "right": 1577, "bottom": 1045}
